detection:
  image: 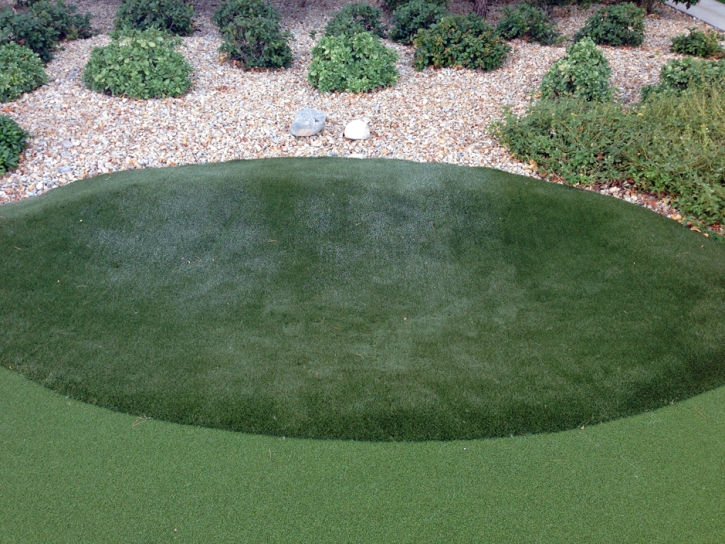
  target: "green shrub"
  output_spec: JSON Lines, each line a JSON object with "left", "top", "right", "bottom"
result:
{"left": 641, "top": 57, "right": 725, "bottom": 99}
{"left": 383, "top": 0, "right": 446, "bottom": 13}
{"left": 0, "top": 114, "right": 29, "bottom": 175}
{"left": 82, "top": 29, "right": 193, "bottom": 99}
{"left": 308, "top": 32, "right": 398, "bottom": 92}
{"left": 213, "top": 0, "right": 293, "bottom": 69}
{"left": 491, "top": 85, "right": 725, "bottom": 225}
{"left": 0, "top": 43, "right": 47, "bottom": 102}
{"left": 324, "top": 2, "right": 386, "bottom": 39}
{"left": 496, "top": 2, "right": 560, "bottom": 45}
{"left": 114, "top": 0, "right": 194, "bottom": 36}
{"left": 0, "top": 0, "right": 91, "bottom": 62}
{"left": 539, "top": 37, "right": 612, "bottom": 101}
{"left": 574, "top": 3, "right": 645, "bottom": 47}
{"left": 390, "top": 0, "right": 446, "bottom": 45}
{"left": 30, "top": 0, "right": 93, "bottom": 41}
{"left": 671, "top": 27, "right": 724, "bottom": 58}
{"left": 413, "top": 14, "right": 510, "bottom": 71}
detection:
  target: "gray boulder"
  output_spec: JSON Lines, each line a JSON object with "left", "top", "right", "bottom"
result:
{"left": 290, "top": 108, "right": 326, "bottom": 137}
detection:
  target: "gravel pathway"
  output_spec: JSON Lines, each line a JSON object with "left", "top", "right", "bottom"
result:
{"left": 0, "top": 0, "right": 720, "bottom": 231}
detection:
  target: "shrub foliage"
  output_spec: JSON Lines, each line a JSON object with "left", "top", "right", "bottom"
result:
{"left": 114, "top": 0, "right": 194, "bottom": 36}
{"left": 82, "top": 29, "right": 193, "bottom": 99}
{"left": 491, "top": 85, "right": 725, "bottom": 226}
{"left": 324, "top": 2, "right": 386, "bottom": 39}
{"left": 496, "top": 2, "right": 560, "bottom": 46}
{"left": 0, "top": 0, "right": 92, "bottom": 62}
{"left": 389, "top": 0, "right": 447, "bottom": 45}
{"left": 670, "top": 27, "right": 724, "bottom": 58}
{"left": 539, "top": 38, "right": 612, "bottom": 102}
{"left": 213, "top": 0, "right": 293, "bottom": 69}
{"left": 382, "top": 0, "right": 446, "bottom": 13}
{"left": 413, "top": 14, "right": 510, "bottom": 71}
{"left": 642, "top": 57, "right": 725, "bottom": 99}
{"left": 0, "top": 114, "right": 29, "bottom": 175}
{"left": 308, "top": 32, "right": 398, "bottom": 92}
{"left": 0, "top": 42, "right": 47, "bottom": 102}
{"left": 574, "top": 3, "right": 645, "bottom": 47}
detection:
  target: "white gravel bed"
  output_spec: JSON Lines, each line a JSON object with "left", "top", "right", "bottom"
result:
{"left": 0, "top": 0, "right": 720, "bottom": 229}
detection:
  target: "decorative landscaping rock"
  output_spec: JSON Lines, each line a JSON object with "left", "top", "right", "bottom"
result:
{"left": 344, "top": 119, "right": 370, "bottom": 140}
{"left": 290, "top": 108, "right": 326, "bottom": 137}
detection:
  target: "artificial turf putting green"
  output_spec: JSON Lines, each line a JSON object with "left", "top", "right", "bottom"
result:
{"left": 1, "top": 157, "right": 724, "bottom": 440}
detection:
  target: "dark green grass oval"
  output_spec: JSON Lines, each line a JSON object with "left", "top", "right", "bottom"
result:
{"left": 2, "top": 158, "right": 724, "bottom": 440}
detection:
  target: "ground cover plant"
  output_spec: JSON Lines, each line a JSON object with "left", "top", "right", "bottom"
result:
{"left": 492, "top": 84, "right": 725, "bottom": 225}
{"left": 114, "top": 0, "right": 194, "bottom": 36}
{"left": 389, "top": 0, "right": 447, "bottom": 45}
{"left": 2, "top": 158, "right": 724, "bottom": 441}
{"left": 496, "top": 2, "right": 560, "bottom": 46}
{"left": 0, "top": 0, "right": 93, "bottom": 62}
{"left": 670, "top": 27, "right": 724, "bottom": 58}
{"left": 539, "top": 37, "right": 612, "bottom": 102}
{"left": 413, "top": 14, "right": 510, "bottom": 70}
{"left": 574, "top": 2, "right": 645, "bottom": 47}
{"left": 308, "top": 32, "right": 398, "bottom": 92}
{"left": 213, "top": 0, "right": 293, "bottom": 69}
{"left": 82, "top": 29, "right": 193, "bottom": 99}
{"left": 0, "top": 42, "right": 47, "bottom": 102}
{"left": 0, "top": 114, "right": 29, "bottom": 174}
{"left": 324, "top": 2, "right": 386, "bottom": 38}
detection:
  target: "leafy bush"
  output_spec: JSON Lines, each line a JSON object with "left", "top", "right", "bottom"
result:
{"left": 213, "top": 0, "right": 293, "bottom": 69}
{"left": 574, "top": 3, "right": 645, "bottom": 47}
{"left": 671, "top": 27, "right": 724, "bottom": 58}
{"left": 114, "top": 0, "right": 194, "bottom": 36}
{"left": 641, "top": 57, "right": 725, "bottom": 99}
{"left": 413, "top": 14, "right": 510, "bottom": 71}
{"left": 390, "top": 0, "right": 446, "bottom": 45}
{"left": 30, "top": 0, "right": 93, "bottom": 41}
{"left": 491, "top": 85, "right": 725, "bottom": 225}
{"left": 0, "top": 43, "right": 47, "bottom": 102}
{"left": 308, "top": 32, "right": 398, "bottom": 92}
{"left": 0, "top": 0, "right": 92, "bottom": 62}
{"left": 0, "top": 114, "right": 29, "bottom": 175}
{"left": 383, "top": 0, "right": 446, "bottom": 13}
{"left": 82, "top": 29, "right": 193, "bottom": 99}
{"left": 496, "top": 2, "right": 560, "bottom": 45}
{"left": 324, "top": 2, "right": 386, "bottom": 39}
{"left": 539, "top": 37, "right": 612, "bottom": 101}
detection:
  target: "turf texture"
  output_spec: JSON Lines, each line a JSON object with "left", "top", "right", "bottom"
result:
{"left": 1, "top": 157, "right": 724, "bottom": 440}
{"left": 1, "top": 368, "right": 724, "bottom": 542}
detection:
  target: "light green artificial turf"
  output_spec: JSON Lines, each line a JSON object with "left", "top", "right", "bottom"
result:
{"left": 1, "top": 157, "right": 724, "bottom": 440}
{"left": 1, "top": 367, "right": 724, "bottom": 543}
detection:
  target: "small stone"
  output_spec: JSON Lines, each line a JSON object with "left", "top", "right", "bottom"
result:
{"left": 290, "top": 108, "right": 326, "bottom": 137}
{"left": 57, "top": 166, "right": 73, "bottom": 173}
{"left": 344, "top": 119, "right": 370, "bottom": 140}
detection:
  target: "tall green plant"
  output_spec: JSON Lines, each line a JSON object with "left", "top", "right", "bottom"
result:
{"left": 0, "top": 114, "right": 29, "bottom": 175}
{"left": 574, "top": 3, "right": 645, "bottom": 47}
{"left": 0, "top": 43, "right": 48, "bottom": 102}
{"left": 539, "top": 38, "right": 612, "bottom": 102}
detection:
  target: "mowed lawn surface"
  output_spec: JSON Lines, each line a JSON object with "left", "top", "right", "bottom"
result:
{"left": 1, "top": 158, "right": 724, "bottom": 440}
{"left": 1, "top": 368, "right": 724, "bottom": 542}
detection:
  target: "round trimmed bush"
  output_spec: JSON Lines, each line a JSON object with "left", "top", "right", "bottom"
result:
{"left": 213, "top": 0, "right": 293, "bottom": 70}
{"left": 114, "top": 0, "right": 194, "bottom": 36}
{"left": 641, "top": 57, "right": 725, "bottom": 99}
{"left": 324, "top": 2, "right": 386, "bottom": 39}
{"left": 0, "top": 114, "right": 29, "bottom": 175}
{"left": 390, "top": 0, "right": 447, "bottom": 45}
{"left": 671, "top": 27, "right": 724, "bottom": 58}
{"left": 308, "top": 32, "right": 398, "bottom": 93}
{"left": 413, "top": 14, "right": 510, "bottom": 71}
{"left": 574, "top": 3, "right": 645, "bottom": 47}
{"left": 82, "top": 29, "right": 193, "bottom": 99}
{"left": 496, "top": 2, "right": 560, "bottom": 46}
{"left": 539, "top": 37, "right": 612, "bottom": 102}
{"left": 0, "top": 43, "right": 48, "bottom": 102}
